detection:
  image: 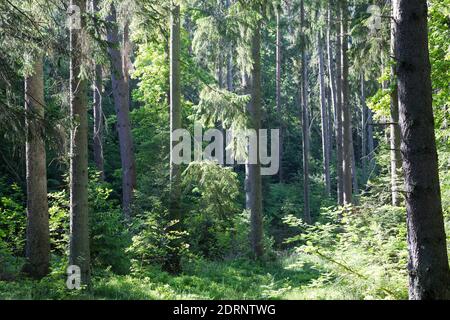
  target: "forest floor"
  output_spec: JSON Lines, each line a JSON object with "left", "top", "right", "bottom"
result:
{"left": 0, "top": 254, "right": 357, "bottom": 300}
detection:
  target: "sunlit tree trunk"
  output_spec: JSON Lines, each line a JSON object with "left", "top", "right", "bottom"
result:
{"left": 23, "top": 55, "right": 50, "bottom": 279}
{"left": 300, "top": 0, "right": 311, "bottom": 223}
{"left": 340, "top": 0, "right": 352, "bottom": 205}
{"left": 69, "top": 0, "right": 90, "bottom": 285}
{"left": 394, "top": 0, "right": 450, "bottom": 299}
{"left": 318, "top": 31, "right": 331, "bottom": 196}
{"left": 276, "top": 6, "right": 283, "bottom": 183}
{"left": 334, "top": 1, "right": 344, "bottom": 205}
{"left": 106, "top": 4, "right": 136, "bottom": 219}
{"left": 390, "top": 11, "right": 402, "bottom": 207}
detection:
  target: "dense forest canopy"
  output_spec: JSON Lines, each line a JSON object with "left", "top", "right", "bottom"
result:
{"left": 0, "top": 0, "right": 449, "bottom": 300}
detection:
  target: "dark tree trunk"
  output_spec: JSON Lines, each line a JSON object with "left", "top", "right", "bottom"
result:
{"left": 23, "top": 55, "right": 50, "bottom": 279}
{"left": 360, "top": 75, "right": 368, "bottom": 185}
{"left": 394, "top": 0, "right": 450, "bottom": 299}
{"left": 106, "top": 4, "right": 136, "bottom": 219}
{"left": 248, "top": 21, "right": 264, "bottom": 259}
{"left": 166, "top": 3, "right": 183, "bottom": 273}
{"left": 69, "top": 0, "right": 90, "bottom": 285}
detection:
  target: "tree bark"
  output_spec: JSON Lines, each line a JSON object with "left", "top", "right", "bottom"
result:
{"left": 248, "top": 21, "right": 264, "bottom": 259}
{"left": 106, "top": 4, "right": 136, "bottom": 219}
{"left": 390, "top": 11, "right": 402, "bottom": 207}
{"left": 276, "top": 7, "right": 283, "bottom": 183}
{"left": 69, "top": 0, "right": 90, "bottom": 285}
{"left": 334, "top": 1, "right": 344, "bottom": 205}
{"left": 300, "top": 0, "right": 311, "bottom": 223}
{"left": 318, "top": 31, "right": 331, "bottom": 196}
{"left": 167, "top": 2, "right": 182, "bottom": 273}
{"left": 361, "top": 75, "right": 368, "bottom": 185}
{"left": 23, "top": 55, "right": 50, "bottom": 279}
{"left": 340, "top": 0, "right": 352, "bottom": 205}
{"left": 394, "top": 0, "right": 450, "bottom": 299}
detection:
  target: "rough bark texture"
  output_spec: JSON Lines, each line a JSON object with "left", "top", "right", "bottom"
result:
{"left": 69, "top": 0, "right": 90, "bottom": 285}
{"left": 340, "top": 0, "right": 353, "bottom": 205}
{"left": 394, "top": 0, "right": 450, "bottom": 299}
{"left": 248, "top": 22, "right": 264, "bottom": 259}
{"left": 106, "top": 4, "right": 136, "bottom": 219}
{"left": 23, "top": 56, "right": 50, "bottom": 279}
{"left": 334, "top": 2, "right": 344, "bottom": 205}
{"left": 390, "top": 13, "right": 402, "bottom": 207}
{"left": 167, "top": 3, "right": 182, "bottom": 273}
{"left": 318, "top": 32, "right": 331, "bottom": 196}
{"left": 300, "top": 0, "right": 311, "bottom": 223}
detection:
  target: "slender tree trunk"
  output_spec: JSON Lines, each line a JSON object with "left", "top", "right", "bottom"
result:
{"left": 340, "top": 0, "right": 352, "bottom": 205}
{"left": 167, "top": 2, "right": 182, "bottom": 273}
{"left": 334, "top": 2, "right": 344, "bottom": 205}
{"left": 394, "top": 0, "right": 450, "bottom": 300}
{"left": 23, "top": 55, "right": 50, "bottom": 279}
{"left": 390, "top": 12, "right": 402, "bottom": 207}
{"left": 326, "top": 0, "right": 337, "bottom": 134}
{"left": 318, "top": 31, "right": 331, "bottom": 195}
{"left": 300, "top": 0, "right": 311, "bottom": 223}
{"left": 361, "top": 75, "right": 368, "bottom": 185}
{"left": 69, "top": 0, "right": 90, "bottom": 285}
{"left": 276, "top": 7, "right": 283, "bottom": 183}
{"left": 93, "top": 64, "right": 104, "bottom": 179}
{"left": 106, "top": 4, "right": 136, "bottom": 219}
{"left": 248, "top": 21, "right": 264, "bottom": 259}
{"left": 91, "top": 0, "right": 104, "bottom": 180}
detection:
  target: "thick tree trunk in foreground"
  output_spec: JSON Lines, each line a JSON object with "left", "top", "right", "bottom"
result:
{"left": 23, "top": 55, "right": 50, "bottom": 279}
{"left": 334, "top": 2, "right": 344, "bottom": 205}
{"left": 361, "top": 75, "right": 368, "bottom": 185}
{"left": 106, "top": 4, "right": 136, "bottom": 219}
{"left": 300, "top": 0, "right": 311, "bottom": 223}
{"left": 390, "top": 13, "right": 402, "bottom": 207}
{"left": 248, "top": 22, "right": 264, "bottom": 259}
{"left": 69, "top": 0, "right": 90, "bottom": 285}
{"left": 394, "top": 0, "right": 450, "bottom": 299}
{"left": 318, "top": 32, "right": 331, "bottom": 196}
{"left": 340, "top": 0, "right": 352, "bottom": 205}
{"left": 166, "top": 3, "right": 183, "bottom": 273}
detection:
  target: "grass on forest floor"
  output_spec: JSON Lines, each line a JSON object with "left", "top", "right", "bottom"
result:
{"left": 0, "top": 255, "right": 327, "bottom": 300}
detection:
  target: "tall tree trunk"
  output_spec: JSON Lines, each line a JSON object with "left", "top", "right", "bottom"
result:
{"left": 334, "top": 1, "right": 344, "bottom": 205}
{"left": 318, "top": 31, "right": 331, "bottom": 196}
{"left": 106, "top": 4, "right": 136, "bottom": 219}
{"left": 167, "top": 2, "right": 182, "bottom": 273}
{"left": 248, "top": 22, "right": 264, "bottom": 259}
{"left": 91, "top": 0, "right": 104, "bottom": 180}
{"left": 93, "top": 64, "right": 104, "bottom": 179}
{"left": 390, "top": 11, "right": 402, "bottom": 207}
{"left": 69, "top": 0, "right": 90, "bottom": 285}
{"left": 326, "top": 2, "right": 337, "bottom": 128}
{"left": 394, "top": 0, "right": 450, "bottom": 299}
{"left": 23, "top": 55, "right": 50, "bottom": 279}
{"left": 300, "top": 0, "right": 311, "bottom": 223}
{"left": 276, "top": 6, "right": 283, "bottom": 183}
{"left": 361, "top": 75, "right": 368, "bottom": 185}
{"left": 340, "top": 0, "right": 352, "bottom": 205}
